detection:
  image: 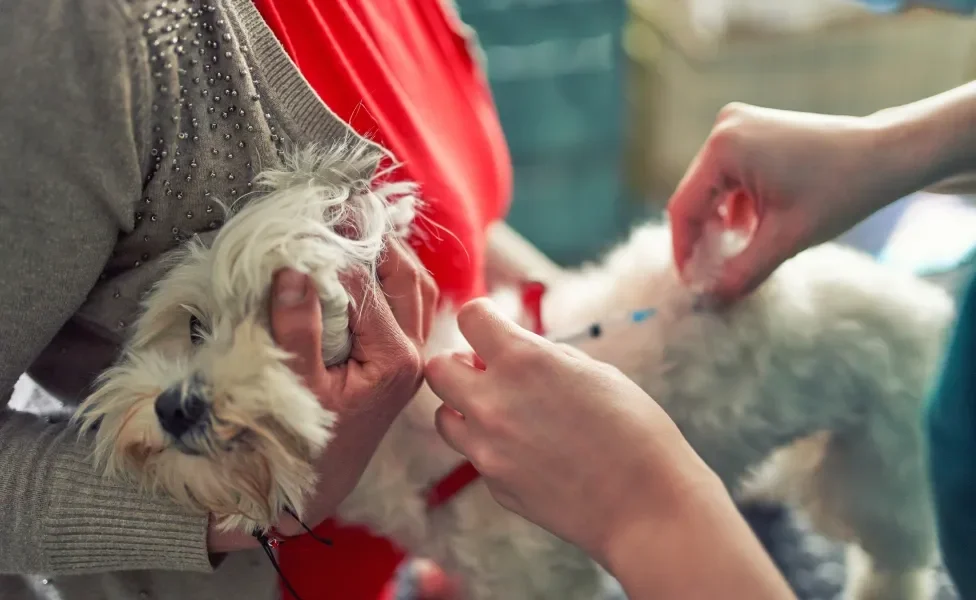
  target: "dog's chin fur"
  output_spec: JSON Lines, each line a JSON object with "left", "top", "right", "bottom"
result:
{"left": 74, "top": 140, "right": 418, "bottom": 532}
{"left": 77, "top": 141, "right": 955, "bottom": 599}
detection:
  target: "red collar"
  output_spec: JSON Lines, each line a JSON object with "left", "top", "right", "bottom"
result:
{"left": 425, "top": 461, "right": 482, "bottom": 510}
{"left": 424, "top": 281, "right": 548, "bottom": 511}
{"left": 519, "top": 280, "right": 547, "bottom": 336}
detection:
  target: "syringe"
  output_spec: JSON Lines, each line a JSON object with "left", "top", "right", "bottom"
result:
{"left": 547, "top": 307, "right": 659, "bottom": 345}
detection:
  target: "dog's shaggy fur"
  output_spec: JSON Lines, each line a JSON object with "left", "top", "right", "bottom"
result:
{"left": 74, "top": 142, "right": 417, "bottom": 532}
{"left": 76, "top": 144, "right": 954, "bottom": 600}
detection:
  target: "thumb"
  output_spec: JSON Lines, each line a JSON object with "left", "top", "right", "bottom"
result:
{"left": 710, "top": 223, "right": 790, "bottom": 304}
{"left": 340, "top": 267, "right": 405, "bottom": 362}
{"left": 270, "top": 269, "right": 325, "bottom": 383}
{"left": 667, "top": 150, "right": 727, "bottom": 278}
{"left": 457, "top": 298, "right": 539, "bottom": 364}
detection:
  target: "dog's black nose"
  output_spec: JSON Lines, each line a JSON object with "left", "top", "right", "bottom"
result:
{"left": 155, "top": 387, "right": 208, "bottom": 439}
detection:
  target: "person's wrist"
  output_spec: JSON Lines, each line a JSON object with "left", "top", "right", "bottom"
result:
{"left": 844, "top": 113, "right": 930, "bottom": 215}
{"left": 207, "top": 515, "right": 259, "bottom": 553}
{"left": 863, "top": 83, "right": 976, "bottom": 200}
{"left": 597, "top": 462, "right": 735, "bottom": 597}
{"left": 598, "top": 461, "right": 795, "bottom": 600}
{"left": 594, "top": 443, "right": 728, "bottom": 575}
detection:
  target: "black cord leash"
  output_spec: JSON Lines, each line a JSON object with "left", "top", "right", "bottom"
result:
{"left": 252, "top": 507, "right": 334, "bottom": 600}
{"left": 283, "top": 506, "right": 335, "bottom": 545}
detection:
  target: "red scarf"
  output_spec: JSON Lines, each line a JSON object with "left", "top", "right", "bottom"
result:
{"left": 249, "top": 0, "right": 511, "bottom": 597}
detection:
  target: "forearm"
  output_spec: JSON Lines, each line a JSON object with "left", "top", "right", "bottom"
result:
{"left": 208, "top": 521, "right": 260, "bottom": 553}
{"left": 0, "top": 409, "right": 214, "bottom": 575}
{"left": 602, "top": 474, "right": 795, "bottom": 600}
{"left": 865, "top": 81, "right": 976, "bottom": 202}
{"left": 484, "top": 221, "right": 564, "bottom": 288}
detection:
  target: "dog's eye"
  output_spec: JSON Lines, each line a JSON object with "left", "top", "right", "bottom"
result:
{"left": 189, "top": 315, "right": 207, "bottom": 346}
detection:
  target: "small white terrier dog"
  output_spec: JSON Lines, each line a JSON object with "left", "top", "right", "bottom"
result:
{"left": 76, "top": 143, "right": 954, "bottom": 600}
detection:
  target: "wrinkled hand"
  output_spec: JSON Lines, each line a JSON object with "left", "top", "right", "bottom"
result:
{"left": 424, "top": 299, "right": 718, "bottom": 565}
{"left": 668, "top": 102, "right": 896, "bottom": 304}
{"left": 269, "top": 240, "right": 437, "bottom": 535}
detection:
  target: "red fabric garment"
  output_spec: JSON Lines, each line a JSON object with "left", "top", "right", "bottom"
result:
{"left": 254, "top": 0, "right": 510, "bottom": 305}
{"left": 249, "top": 1, "right": 512, "bottom": 598}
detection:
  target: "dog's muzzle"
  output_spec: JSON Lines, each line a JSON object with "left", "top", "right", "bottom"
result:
{"left": 155, "top": 385, "right": 209, "bottom": 441}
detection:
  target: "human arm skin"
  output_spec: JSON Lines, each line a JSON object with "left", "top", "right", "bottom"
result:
{"left": 858, "top": 3, "right": 976, "bottom": 196}
{"left": 427, "top": 301, "right": 796, "bottom": 600}
{"left": 208, "top": 523, "right": 261, "bottom": 553}
{"left": 675, "top": 80, "right": 976, "bottom": 302}
{"left": 600, "top": 472, "right": 797, "bottom": 600}
{"left": 863, "top": 81, "right": 976, "bottom": 202}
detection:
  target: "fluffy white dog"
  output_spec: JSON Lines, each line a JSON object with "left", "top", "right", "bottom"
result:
{"left": 75, "top": 144, "right": 954, "bottom": 600}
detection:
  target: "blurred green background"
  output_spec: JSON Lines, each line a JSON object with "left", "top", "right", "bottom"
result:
{"left": 455, "top": 0, "right": 976, "bottom": 266}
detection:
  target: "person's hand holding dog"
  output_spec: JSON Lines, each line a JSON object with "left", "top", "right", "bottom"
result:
{"left": 668, "top": 103, "right": 909, "bottom": 305}
{"left": 426, "top": 300, "right": 700, "bottom": 562}
{"left": 425, "top": 299, "right": 795, "bottom": 599}
{"left": 209, "top": 240, "right": 436, "bottom": 549}
{"left": 274, "top": 240, "right": 436, "bottom": 534}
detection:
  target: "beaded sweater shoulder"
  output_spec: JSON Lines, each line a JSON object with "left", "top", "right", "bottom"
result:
{"left": 0, "top": 0, "right": 372, "bottom": 577}
{"left": 15, "top": 0, "right": 374, "bottom": 404}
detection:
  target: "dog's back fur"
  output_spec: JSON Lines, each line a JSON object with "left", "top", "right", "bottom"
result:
{"left": 340, "top": 223, "right": 953, "bottom": 600}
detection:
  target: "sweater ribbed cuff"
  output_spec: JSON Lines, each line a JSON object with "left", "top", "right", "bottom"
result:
{"left": 40, "top": 438, "right": 213, "bottom": 574}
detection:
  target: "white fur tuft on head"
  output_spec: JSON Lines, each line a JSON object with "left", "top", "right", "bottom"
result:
{"left": 206, "top": 140, "right": 418, "bottom": 364}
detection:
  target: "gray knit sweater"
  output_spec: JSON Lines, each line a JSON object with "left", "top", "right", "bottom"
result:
{"left": 0, "top": 0, "right": 476, "bottom": 598}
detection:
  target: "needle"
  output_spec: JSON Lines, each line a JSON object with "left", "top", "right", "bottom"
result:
{"left": 547, "top": 307, "right": 658, "bottom": 345}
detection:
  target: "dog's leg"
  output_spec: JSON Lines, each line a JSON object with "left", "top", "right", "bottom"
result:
{"left": 763, "top": 419, "right": 936, "bottom": 600}
{"left": 845, "top": 546, "right": 932, "bottom": 600}
{"left": 307, "top": 270, "right": 353, "bottom": 366}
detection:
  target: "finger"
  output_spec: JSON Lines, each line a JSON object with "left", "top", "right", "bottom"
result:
{"left": 434, "top": 403, "right": 470, "bottom": 457}
{"left": 451, "top": 351, "right": 486, "bottom": 371}
{"left": 340, "top": 267, "right": 403, "bottom": 357}
{"left": 721, "top": 189, "right": 758, "bottom": 236}
{"left": 710, "top": 222, "right": 789, "bottom": 304}
{"left": 378, "top": 240, "right": 423, "bottom": 342}
{"left": 420, "top": 271, "right": 439, "bottom": 343}
{"left": 667, "top": 148, "right": 725, "bottom": 278}
{"left": 455, "top": 298, "right": 536, "bottom": 364}
{"left": 270, "top": 270, "right": 325, "bottom": 385}
{"left": 425, "top": 353, "right": 482, "bottom": 414}
{"left": 555, "top": 343, "right": 589, "bottom": 361}
{"left": 402, "top": 238, "right": 439, "bottom": 341}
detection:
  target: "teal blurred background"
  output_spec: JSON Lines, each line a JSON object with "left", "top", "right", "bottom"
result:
{"left": 455, "top": 0, "right": 976, "bottom": 268}
{"left": 457, "top": 0, "right": 642, "bottom": 266}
